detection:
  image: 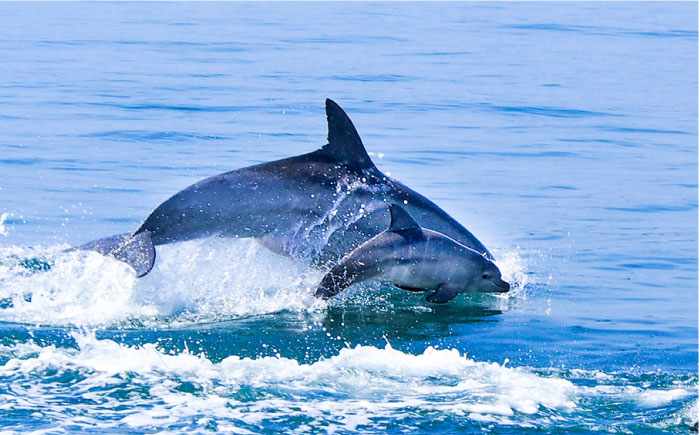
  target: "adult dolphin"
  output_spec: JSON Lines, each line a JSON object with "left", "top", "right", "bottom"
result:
{"left": 316, "top": 204, "right": 509, "bottom": 303}
{"left": 76, "top": 99, "right": 492, "bottom": 276}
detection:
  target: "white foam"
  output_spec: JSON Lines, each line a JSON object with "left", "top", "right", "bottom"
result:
{"left": 0, "top": 238, "right": 327, "bottom": 327}
{"left": 0, "top": 333, "right": 578, "bottom": 432}
{"left": 636, "top": 387, "right": 694, "bottom": 407}
{"left": 583, "top": 384, "right": 696, "bottom": 408}
{"left": 0, "top": 334, "right": 696, "bottom": 433}
{"left": 0, "top": 212, "right": 9, "bottom": 237}
{"left": 0, "top": 238, "right": 533, "bottom": 327}
{"left": 0, "top": 245, "right": 156, "bottom": 326}
{"left": 134, "top": 237, "right": 326, "bottom": 323}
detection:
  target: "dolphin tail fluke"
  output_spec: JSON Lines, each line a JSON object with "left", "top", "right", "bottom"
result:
{"left": 314, "top": 283, "right": 336, "bottom": 299}
{"left": 70, "top": 231, "right": 156, "bottom": 277}
{"left": 314, "top": 266, "right": 357, "bottom": 299}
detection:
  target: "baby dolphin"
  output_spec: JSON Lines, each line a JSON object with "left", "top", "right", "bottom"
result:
{"left": 315, "top": 204, "right": 510, "bottom": 303}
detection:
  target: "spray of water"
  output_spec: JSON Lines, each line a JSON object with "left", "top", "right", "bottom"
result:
{"left": 0, "top": 233, "right": 533, "bottom": 328}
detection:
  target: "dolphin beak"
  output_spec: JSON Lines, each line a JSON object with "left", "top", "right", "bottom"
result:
{"left": 494, "top": 279, "right": 510, "bottom": 293}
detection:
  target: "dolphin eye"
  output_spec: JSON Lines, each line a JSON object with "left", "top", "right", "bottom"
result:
{"left": 482, "top": 274, "right": 489, "bottom": 279}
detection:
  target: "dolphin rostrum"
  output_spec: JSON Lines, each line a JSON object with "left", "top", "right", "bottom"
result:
{"left": 75, "top": 99, "right": 492, "bottom": 277}
{"left": 315, "top": 204, "right": 509, "bottom": 303}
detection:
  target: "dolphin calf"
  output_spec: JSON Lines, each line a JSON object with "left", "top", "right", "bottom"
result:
{"left": 315, "top": 205, "right": 509, "bottom": 303}
{"left": 76, "top": 99, "right": 492, "bottom": 277}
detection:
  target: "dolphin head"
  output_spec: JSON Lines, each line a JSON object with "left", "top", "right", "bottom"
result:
{"left": 382, "top": 205, "right": 510, "bottom": 301}
{"left": 423, "top": 246, "right": 510, "bottom": 303}
{"left": 460, "top": 251, "right": 510, "bottom": 293}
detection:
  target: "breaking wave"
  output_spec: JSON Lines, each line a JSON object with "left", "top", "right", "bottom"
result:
{"left": 0, "top": 332, "right": 694, "bottom": 434}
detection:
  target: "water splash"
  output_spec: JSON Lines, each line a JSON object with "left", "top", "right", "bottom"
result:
{"left": 494, "top": 247, "right": 531, "bottom": 296}
{"left": 0, "top": 239, "right": 325, "bottom": 327}
{"left": 0, "top": 239, "right": 533, "bottom": 328}
{"left": 0, "top": 333, "right": 694, "bottom": 433}
{"left": 0, "top": 213, "right": 10, "bottom": 237}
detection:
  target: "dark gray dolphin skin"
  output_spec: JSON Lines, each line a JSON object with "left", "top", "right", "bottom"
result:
{"left": 75, "top": 99, "right": 492, "bottom": 277}
{"left": 315, "top": 204, "right": 509, "bottom": 303}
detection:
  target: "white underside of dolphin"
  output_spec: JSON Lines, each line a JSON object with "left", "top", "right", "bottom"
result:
{"left": 74, "top": 99, "right": 492, "bottom": 277}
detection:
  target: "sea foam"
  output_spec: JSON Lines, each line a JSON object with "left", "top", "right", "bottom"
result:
{"left": 0, "top": 237, "right": 531, "bottom": 328}
{"left": 0, "top": 333, "right": 695, "bottom": 433}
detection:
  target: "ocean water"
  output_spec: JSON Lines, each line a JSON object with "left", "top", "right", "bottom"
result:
{"left": 0, "top": 2, "right": 697, "bottom": 433}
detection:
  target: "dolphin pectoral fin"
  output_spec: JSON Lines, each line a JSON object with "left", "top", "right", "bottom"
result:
{"left": 394, "top": 284, "right": 429, "bottom": 293}
{"left": 426, "top": 284, "right": 461, "bottom": 304}
{"left": 71, "top": 231, "right": 156, "bottom": 277}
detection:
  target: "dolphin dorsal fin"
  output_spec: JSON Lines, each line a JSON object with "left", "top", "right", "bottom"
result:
{"left": 320, "top": 99, "right": 376, "bottom": 171}
{"left": 388, "top": 204, "right": 422, "bottom": 233}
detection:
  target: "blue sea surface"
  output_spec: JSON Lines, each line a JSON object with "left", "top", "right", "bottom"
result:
{"left": 0, "top": 2, "right": 697, "bottom": 433}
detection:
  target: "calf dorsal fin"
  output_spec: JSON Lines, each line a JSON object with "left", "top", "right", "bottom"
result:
{"left": 388, "top": 204, "right": 423, "bottom": 235}
{"left": 319, "top": 99, "right": 376, "bottom": 171}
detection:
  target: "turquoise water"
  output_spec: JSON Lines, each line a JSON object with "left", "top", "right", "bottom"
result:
{"left": 0, "top": 2, "right": 697, "bottom": 433}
